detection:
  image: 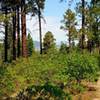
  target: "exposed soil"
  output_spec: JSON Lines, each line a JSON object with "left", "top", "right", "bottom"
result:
{"left": 73, "top": 78, "right": 100, "bottom": 100}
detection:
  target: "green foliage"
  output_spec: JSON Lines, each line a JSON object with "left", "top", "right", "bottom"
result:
{"left": 0, "top": 15, "right": 5, "bottom": 22}
{"left": 61, "top": 9, "right": 77, "bottom": 47}
{"left": 16, "top": 82, "right": 72, "bottom": 100}
{"left": 0, "top": 43, "right": 3, "bottom": 59}
{"left": 27, "top": 0, "right": 45, "bottom": 17}
{"left": 59, "top": 42, "right": 74, "bottom": 54}
{"left": 90, "top": 0, "right": 100, "bottom": 47}
{"left": 0, "top": 51, "right": 100, "bottom": 98}
{"left": 63, "top": 52, "right": 99, "bottom": 83}
{"left": 0, "top": 66, "right": 15, "bottom": 97}
{"left": 0, "top": 14, "right": 11, "bottom": 23}
{"left": 27, "top": 33, "right": 34, "bottom": 56}
{"left": 0, "top": 1, "right": 100, "bottom": 99}
{"left": 76, "top": 0, "right": 100, "bottom": 52}
{"left": 72, "top": 83, "right": 85, "bottom": 93}
{"left": 43, "top": 31, "right": 56, "bottom": 53}
{"left": 59, "top": 42, "right": 67, "bottom": 53}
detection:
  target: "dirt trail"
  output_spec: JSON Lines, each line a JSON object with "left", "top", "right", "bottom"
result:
{"left": 73, "top": 77, "right": 100, "bottom": 100}
{"left": 93, "top": 78, "right": 100, "bottom": 100}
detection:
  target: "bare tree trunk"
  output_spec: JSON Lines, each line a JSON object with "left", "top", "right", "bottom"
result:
{"left": 87, "top": 40, "right": 93, "bottom": 53}
{"left": 17, "top": 5, "right": 21, "bottom": 57}
{"left": 21, "top": 0, "right": 27, "bottom": 57}
{"left": 4, "top": 7, "right": 8, "bottom": 62}
{"left": 38, "top": 6, "right": 42, "bottom": 54}
{"left": 68, "top": 30, "right": 71, "bottom": 52}
{"left": 81, "top": 0, "right": 85, "bottom": 51}
{"left": 12, "top": 7, "right": 16, "bottom": 60}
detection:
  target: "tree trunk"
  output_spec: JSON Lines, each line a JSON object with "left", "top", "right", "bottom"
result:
{"left": 68, "top": 31, "right": 71, "bottom": 53}
{"left": 4, "top": 7, "right": 8, "bottom": 62}
{"left": 21, "top": 0, "right": 27, "bottom": 57}
{"left": 38, "top": 6, "right": 42, "bottom": 54}
{"left": 81, "top": 0, "right": 85, "bottom": 50}
{"left": 17, "top": 5, "right": 21, "bottom": 57}
{"left": 68, "top": 28, "right": 71, "bottom": 49}
{"left": 12, "top": 7, "right": 16, "bottom": 60}
{"left": 87, "top": 40, "right": 93, "bottom": 53}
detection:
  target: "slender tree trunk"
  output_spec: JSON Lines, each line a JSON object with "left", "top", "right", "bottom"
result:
{"left": 4, "top": 7, "right": 8, "bottom": 62}
{"left": 81, "top": 0, "right": 85, "bottom": 50}
{"left": 12, "top": 7, "right": 16, "bottom": 60}
{"left": 68, "top": 21, "right": 71, "bottom": 52}
{"left": 17, "top": 5, "right": 21, "bottom": 57}
{"left": 21, "top": 0, "right": 27, "bottom": 57}
{"left": 68, "top": 30, "right": 71, "bottom": 49}
{"left": 87, "top": 40, "right": 92, "bottom": 53}
{"left": 38, "top": 6, "right": 42, "bottom": 54}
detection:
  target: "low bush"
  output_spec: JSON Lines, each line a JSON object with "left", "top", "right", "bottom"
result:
{"left": 63, "top": 52, "right": 99, "bottom": 83}
{"left": 0, "top": 52, "right": 99, "bottom": 98}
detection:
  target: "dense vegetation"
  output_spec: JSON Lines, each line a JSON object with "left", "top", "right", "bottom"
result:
{"left": 0, "top": 51, "right": 100, "bottom": 99}
{"left": 0, "top": 0, "right": 100, "bottom": 99}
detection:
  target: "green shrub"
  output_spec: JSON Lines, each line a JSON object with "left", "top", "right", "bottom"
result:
{"left": 0, "top": 52, "right": 99, "bottom": 98}
{"left": 16, "top": 82, "right": 72, "bottom": 100}
{"left": 63, "top": 53, "right": 99, "bottom": 83}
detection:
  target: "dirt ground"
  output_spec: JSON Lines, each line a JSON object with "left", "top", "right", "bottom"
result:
{"left": 73, "top": 78, "right": 100, "bottom": 100}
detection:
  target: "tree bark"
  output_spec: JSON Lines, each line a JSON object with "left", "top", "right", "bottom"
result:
{"left": 21, "top": 0, "right": 27, "bottom": 57}
{"left": 38, "top": 6, "right": 42, "bottom": 54}
{"left": 81, "top": 0, "right": 85, "bottom": 50}
{"left": 68, "top": 20, "right": 71, "bottom": 49}
{"left": 17, "top": 5, "right": 21, "bottom": 57}
{"left": 12, "top": 7, "right": 16, "bottom": 60}
{"left": 4, "top": 7, "right": 8, "bottom": 62}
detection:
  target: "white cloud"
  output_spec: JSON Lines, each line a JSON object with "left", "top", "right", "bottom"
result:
{"left": 26, "top": 15, "right": 67, "bottom": 43}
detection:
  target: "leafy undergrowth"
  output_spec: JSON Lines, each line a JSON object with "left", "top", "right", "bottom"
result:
{"left": 16, "top": 82, "right": 72, "bottom": 100}
{"left": 0, "top": 52, "right": 100, "bottom": 99}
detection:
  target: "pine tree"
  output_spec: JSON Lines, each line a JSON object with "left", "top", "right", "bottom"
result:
{"left": 16, "top": 5, "right": 21, "bottom": 57}
{"left": 27, "top": 0, "right": 45, "bottom": 54}
{"left": 59, "top": 42, "right": 67, "bottom": 53}
{"left": 21, "top": 0, "right": 27, "bottom": 57}
{"left": 12, "top": 7, "right": 16, "bottom": 60}
{"left": 27, "top": 33, "right": 34, "bottom": 56}
{"left": 0, "top": 0, "right": 21, "bottom": 61}
{"left": 61, "top": 9, "right": 77, "bottom": 49}
{"left": 4, "top": 7, "right": 8, "bottom": 62}
{"left": 43, "top": 31, "right": 56, "bottom": 53}
{"left": 90, "top": 0, "right": 100, "bottom": 53}
{"left": 81, "top": 0, "right": 85, "bottom": 50}
{"left": 0, "top": 0, "right": 9, "bottom": 62}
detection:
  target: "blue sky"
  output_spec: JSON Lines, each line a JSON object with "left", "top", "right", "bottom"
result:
{"left": 27, "top": 0, "right": 79, "bottom": 43}
{"left": 44, "top": 0, "right": 77, "bottom": 17}
{"left": 44, "top": 0, "right": 67, "bottom": 17}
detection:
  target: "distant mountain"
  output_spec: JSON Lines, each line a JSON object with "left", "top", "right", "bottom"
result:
{"left": 34, "top": 41, "right": 61, "bottom": 50}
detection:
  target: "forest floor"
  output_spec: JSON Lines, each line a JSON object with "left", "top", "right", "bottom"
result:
{"left": 2, "top": 78, "right": 100, "bottom": 100}
{"left": 73, "top": 78, "right": 100, "bottom": 100}
{"left": 93, "top": 77, "right": 100, "bottom": 100}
